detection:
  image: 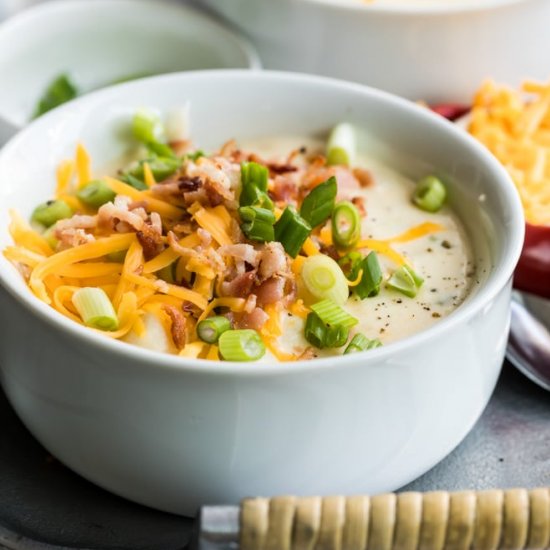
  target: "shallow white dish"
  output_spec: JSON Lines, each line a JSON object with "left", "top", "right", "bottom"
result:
{"left": 0, "top": 71, "right": 524, "bottom": 515}
{"left": 0, "top": 0, "right": 259, "bottom": 130}
{"left": 199, "top": 0, "right": 550, "bottom": 102}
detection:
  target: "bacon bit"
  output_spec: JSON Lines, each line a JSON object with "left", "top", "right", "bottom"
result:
{"left": 178, "top": 177, "right": 202, "bottom": 192}
{"left": 297, "top": 347, "right": 316, "bottom": 360}
{"left": 270, "top": 175, "right": 298, "bottom": 202}
{"left": 258, "top": 242, "right": 289, "bottom": 281}
{"left": 218, "top": 139, "right": 238, "bottom": 158}
{"left": 351, "top": 196, "right": 367, "bottom": 216}
{"left": 255, "top": 276, "right": 285, "bottom": 306}
{"left": 353, "top": 167, "right": 374, "bottom": 188}
{"left": 128, "top": 200, "right": 149, "bottom": 211}
{"left": 319, "top": 244, "right": 340, "bottom": 261}
{"left": 267, "top": 162, "right": 298, "bottom": 175}
{"left": 56, "top": 228, "right": 95, "bottom": 250}
{"left": 234, "top": 307, "right": 269, "bottom": 331}
{"left": 163, "top": 304, "right": 187, "bottom": 349}
{"left": 221, "top": 271, "right": 256, "bottom": 298}
{"left": 55, "top": 215, "right": 97, "bottom": 232}
{"left": 136, "top": 224, "right": 164, "bottom": 261}
{"left": 167, "top": 231, "right": 198, "bottom": 259}
{"left": 169, "top": 139, "right": 192, "bottom": 156}
{"left": 203, "top": 179, "right": 225, "bottom": 207}
{"left": 244, "top": 293, "right": 257, "bottom": 314}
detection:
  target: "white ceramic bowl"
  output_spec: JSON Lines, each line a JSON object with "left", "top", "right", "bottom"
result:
{"left": 199, "top": 0, "right": 550, "bottom": 102}
{"left": 0, "top": 71, "right": 524, "bottom": 515}
{"left": 0, "top": 0, "right": 260, "bottom": 131}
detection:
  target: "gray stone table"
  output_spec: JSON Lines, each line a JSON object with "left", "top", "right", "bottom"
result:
{"left": 0, "top": 362, "right": 548, "bottom": 549}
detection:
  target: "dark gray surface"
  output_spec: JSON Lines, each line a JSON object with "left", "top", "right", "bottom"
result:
{"left": 0, "top": 362, "right": 548, "bottom": 549}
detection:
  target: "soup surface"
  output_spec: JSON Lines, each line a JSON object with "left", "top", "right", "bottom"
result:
{"left": 3, "top": 115, "right": 474, "bottom": 362}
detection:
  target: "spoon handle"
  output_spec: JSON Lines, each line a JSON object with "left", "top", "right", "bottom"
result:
{"left": 196, "top": 488, "right": 550, "bottom": 549}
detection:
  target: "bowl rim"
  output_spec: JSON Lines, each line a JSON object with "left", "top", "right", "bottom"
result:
{"left": 0, "top": 0, "right": 261, "bottom": 127}
{"left": 0, "top": 69, "right": 525, "bottom": 376}
{"left": 301, "top": 0, "right": 535, "bottom": 15}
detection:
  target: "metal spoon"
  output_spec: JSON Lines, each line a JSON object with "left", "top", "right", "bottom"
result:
{"left": 507, "top": 290, "right": 550, "bottom": 391}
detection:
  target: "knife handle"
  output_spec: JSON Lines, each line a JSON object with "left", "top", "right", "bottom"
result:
{"left": 239, "top": 488, "right": 550, "bottom": 550}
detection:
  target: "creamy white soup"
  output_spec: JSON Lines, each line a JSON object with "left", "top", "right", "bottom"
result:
{"left": 4, "top": 116, "right": 475, "bottom": 363}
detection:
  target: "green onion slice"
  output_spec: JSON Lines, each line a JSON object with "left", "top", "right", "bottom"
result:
{"left": 241, "top": 162, "right": 269, "bottom": 192}
{"left": 304, "top": 312, "right": 350, "bottom": 349}
{"left": 332, "top": 201, "right": 361, "bottom": 249}
{"left": 310, "top": 299, "right": 358, "bottom": 328}
{"left": 218, "top": 329, "right": 266, "bottom": 361}
{"left": 412, "top": 176, "right": 447, "bottom": 213}
{"left": 327, "top": 123, "right": 356, "bottom": 166}
{"left": 273, "top": 206, "right": 311, "bottom": 258}
{"left": 34, "top": 74, "right": 78, "bottom": 118}
{"left": 355, "top": 252, "right": 383, "bottom": 299}
{"left": 31, "top": 200, "right": 73, "bottom": 228}
{"left": 344, "top": 334, "right": 383, "bottom": 354}
{"left": 338, "top": 251, "right": 363, "bottom": 281}
{"left": 301, "top": 255, "right": 349, "bottom": 305}
{"left": 239, "top": 206, "right": 276, "bottom": 243}
{"left": 387, "top": 265, "right": 424, "bottom": 298}
{"left": 197, "top": 316, "right": 231, "bottom": 344}
{"left": 133, "top": 109, "right": 165, "bottom": 145}
{"left": 77, "top": 180, "right": 116, "bottom": 208}
{"left": 72, "top": 287, "right": 119, "bottom": 331}
{"left": 300, "top": 176, "right": 337, "bottom": 228}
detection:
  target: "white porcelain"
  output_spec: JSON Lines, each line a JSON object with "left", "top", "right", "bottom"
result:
{"left": 0, "top": 71, "right": 524, "bottom": 515}
{"left": 199, "top": 0, "right": 550, "bottom": 102}
{"left": 0, "top": 0, "right": 260, "bottom": 131}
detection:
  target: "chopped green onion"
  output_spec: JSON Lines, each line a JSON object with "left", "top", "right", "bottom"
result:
{"left": 241, "top": 162, "right": 268, "bottom": 192}
{"left": 31, "top": 200, "right": 73, "bottom": 227}
{"left": 301, "top": 255, "right": 349, "bottom": 305}
{"left": 72, "top": 287, "right": 119, "bottom": 331}
{"left": 77, "top": 180, "right": 116, "bottom": 208}
{"left": 344, "top": 334, "right": 383, "bottom": 354}
{"left": 412, "top": 176, "right": 447, "bottom": 213}
{"left": 239, "top": 183, "right": 274, "bottom": 210}
{"left": 304, "top": 312, "right": 350, "bottom": 349}
{"left": 355, "top": 252, "right": 383, "bottom": 299}
{"left": 300, "top": 176, "right": 337, "bottom": 228}
{"left": 146, "top": 140, "right": 177, "bottom": 159}
{"left": 133, "top": 109, "right": 165, "bottom": 145}
{"left": 197, "top": 316, "right": 232, "bottom": 344}
{"left": 327, "top": 123, "right": 356, "bottom": 166}
{"left": 310, "top": 299, "right": 358, "bottom": 328}
{"left": 120, "top": 173, "right": 149, "bottom": 191}
{"left": 332, "top": 201, "right": 361, "bottom": 249}
{"left": 273, "top": 206, "right": 311, "bottom": 258}
{"left": 239, "top": 206, "right": 275, "bottom": 242}
{"left": 185, "top": 150, "right": 205, "bottom": 162}
{"left": 387, "top": 265, "right": 424, "bottom": 298}
{"left": 218, "top": 329, "right": 266, "bottom": 361}
{"left": 338, "top": 251, "right": 363, "bottom": 281}
{"left": 33, "top": 74, "right": 78, "bottom": 118}
{"left": 125, "top": 156, "right": 182, "bottom": 184}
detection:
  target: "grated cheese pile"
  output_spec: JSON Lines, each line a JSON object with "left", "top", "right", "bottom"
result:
{"left": 469, "top": 79, "right": 550, "bottom": 226}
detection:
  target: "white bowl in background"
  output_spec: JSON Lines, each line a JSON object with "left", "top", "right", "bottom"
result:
{"left": 0, "top": 71, "right": 524, "bottom": 515}
{"left": 0, "top": 0, "right": 260, "bottom": 131}
{"left": 198, "top": 0, "right": 550, "bottom": 103}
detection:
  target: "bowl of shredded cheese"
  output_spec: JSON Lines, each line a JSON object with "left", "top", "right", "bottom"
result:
{"left": 468, "top": 79, "right": 550, "bottom": 298}
{"left": 0, "top": 71, "right": 524, "bottom": 514}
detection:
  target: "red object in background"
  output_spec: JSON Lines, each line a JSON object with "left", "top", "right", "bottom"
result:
{"left": 514, "top": 223, "right": 550, "bottom": 299}
{"left": 430, "top": 103, "right": 471, "bottom": 122}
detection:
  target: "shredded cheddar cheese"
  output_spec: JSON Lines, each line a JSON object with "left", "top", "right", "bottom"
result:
{"left": 469, "top": 79, "right": 550, "bottom": 225}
